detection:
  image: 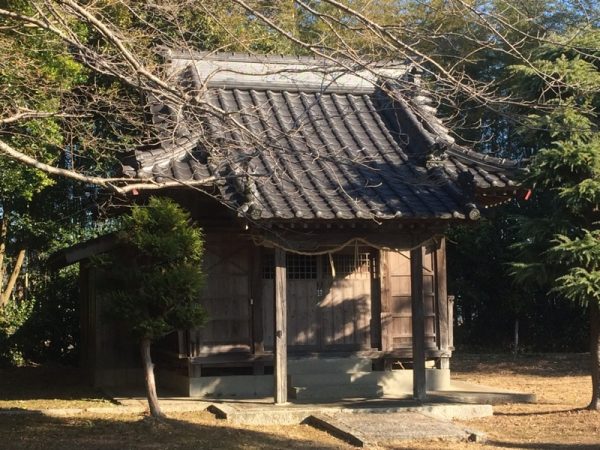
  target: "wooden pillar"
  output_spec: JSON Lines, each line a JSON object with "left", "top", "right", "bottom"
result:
{"left": 435, "top": 238, "right": 450, "bottom": 370}
{"left": 251, "top": 247, "right": 264, "bottom": 355}
{"left": 274, "top": 247, "right": 288, "bottom": 404}
{"left": 411, "top": 246, "right": 427, "bottom": 402}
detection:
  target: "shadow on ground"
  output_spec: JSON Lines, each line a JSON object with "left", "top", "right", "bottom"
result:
{"left": 0, "top": 410, "right": 343, "bottom": 449}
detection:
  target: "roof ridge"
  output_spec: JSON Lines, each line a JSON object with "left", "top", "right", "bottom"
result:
{"left": 399, "top": 87, "right": 521, "bottom": 172}
{"left": 163, "top": 49, "right": 409, "bottom": 68}
{"left": 172, "top": 55, "right": 411, "bottom": 94}
{"left": 445, "top": 144, "right": 520, "bottom": 170}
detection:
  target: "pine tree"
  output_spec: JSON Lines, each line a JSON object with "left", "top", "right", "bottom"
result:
{"left": 512, "top": 28, "right": 600, "bottom": 409}
{"left": 98, "top": 197, "right": 207, "bottom": 417}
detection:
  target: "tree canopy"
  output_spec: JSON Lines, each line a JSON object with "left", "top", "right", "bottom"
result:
{"left": 101, "top": 197, "right": 207, "bottom": 340}
{"left": 97, "top": 196, "right": 207, "bottom": 417}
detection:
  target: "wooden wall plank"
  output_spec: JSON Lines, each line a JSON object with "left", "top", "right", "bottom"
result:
{"left": 380, "top": 251, "right": 392, "bottom": 350}
{"left": 370, "top": 251, "right": 382, "bottom": 349}
{"left": 332, "top": 281, "right": 345, "bottom": 345}
{"left": 358, "top": 278, "right": 371, "bottom": 348}
{"left": 383, "top": 248, "right": 439, "bottom": 352}
{"left": 251, "top": 247, "right": 264, "bottom": 354}
{"left": 262, "top": 279, "right": 274, "bottom": 350}
{"left": 191, "top": 235, "right": 251, "bottom": 355}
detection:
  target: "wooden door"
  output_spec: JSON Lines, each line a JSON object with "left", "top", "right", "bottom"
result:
{"left": 261, "top": 250, "right": 373, "bottom": 352}
{"left": 381, "top": 250, "right": 437, "bottom": 351}
{"left": 262, "top": 254, "right": 319, "bottom": 351}
{"left": 320, "top": 251, "right": 372, "bottom": 350}
{"left": 188, "top": 235, "right": 251, "bottom": 356}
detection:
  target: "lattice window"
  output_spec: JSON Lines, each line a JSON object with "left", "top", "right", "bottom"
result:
{"left": 331, "top": 253, "right": 370, "bottom": 276}
{"left": 287, "top": 254, "right": 317, "bottom": 279}
{"left": 262, "top": 254, "right": 274, "bottom": 279}
{"left": 261, "top": 253, "right": 318, "bottom": 279}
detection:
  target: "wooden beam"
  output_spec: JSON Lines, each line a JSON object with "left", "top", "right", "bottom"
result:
{"left": 274, "top": 247, "right": 287, "bottom": 404}
{"left": 411, "top": 246, "right": 427, "bottom": 402}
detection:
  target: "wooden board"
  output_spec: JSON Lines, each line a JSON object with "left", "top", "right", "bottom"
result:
{"left": 288, "top": 279, "right": 319, "bottom": 347}
{"left": 381, "top": 249, "right": 438, "bottom": 352}
{"left": 320, "top": 252, "right": 372, "bottom": 350}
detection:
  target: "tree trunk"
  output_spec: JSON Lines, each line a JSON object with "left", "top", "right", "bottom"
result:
{"left": 140, "top": 338, "right": 164, "bottom": 418}
{"left": 589, "top": 301, "right": 600, "bottom": 410}
{"left": 0, "top": 248, "right": 25, "bottom": 307}
{"left": 0, "top": 214, "right": 8, "bottom": 295}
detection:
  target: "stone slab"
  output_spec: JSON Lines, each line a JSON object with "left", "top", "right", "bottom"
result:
{"left": 434, "top": 380, "right": 537, "bottom": 404}
{"left": 307, "top": 412, "right": 483, "bottom": 447}
{"left": 207, "top": 400, "right": 492, "bottom": 425}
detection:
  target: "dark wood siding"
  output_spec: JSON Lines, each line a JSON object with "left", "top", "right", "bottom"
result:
{"left": 188, "top": 234, "right": 251, "bottom": 356}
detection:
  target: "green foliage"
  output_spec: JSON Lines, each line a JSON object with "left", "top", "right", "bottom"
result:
{"left": 548, "top": 231, "right": 600, "bottom": 306}
{"left": 446, "top": 4, "right": 599, "bottom": 351}
{"left": 98, "top": 197, "right": 207, "bottom": 340}
{"left": 0, "top": 158, "right": 54, "bottom": 205}
{"left": 10, "top": 267, "right": 81, "bottom": 364}
{"left": 0, "top": 296, "right": 34, "bottom": 366}
{"left": 511, "top": 24, "right": 600, "bottom": 324}
{"left": 448, "top": 211, "right": 590, "bottom": 352}
{"left": 0, "top": 265, "right": 83, "bottom": 367}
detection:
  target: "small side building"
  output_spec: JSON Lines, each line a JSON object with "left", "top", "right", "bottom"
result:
{"left": 52, "top": 53, "right": 519, "bottom": 402}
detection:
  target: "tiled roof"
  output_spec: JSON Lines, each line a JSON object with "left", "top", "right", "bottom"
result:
{"left": 125, "top": 53, "right": 519, "bottom": 222}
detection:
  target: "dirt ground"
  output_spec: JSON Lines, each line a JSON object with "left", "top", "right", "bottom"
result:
{"left": 400, "top": 353, "right": 600, "bottom": 449}
{"left": 0, "top": 354, "right": 598, "bottom": 449}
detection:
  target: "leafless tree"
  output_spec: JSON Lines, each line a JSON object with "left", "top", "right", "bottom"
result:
{"left": 0, "top": 0, "right": 597, "bottom": 196}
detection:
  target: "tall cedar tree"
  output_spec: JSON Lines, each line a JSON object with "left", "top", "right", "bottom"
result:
{"left": 99, "top": 197, "right": 206, "bottom": 417}
{"left": 512, "top": 29, "right": 600, "bottom": 409}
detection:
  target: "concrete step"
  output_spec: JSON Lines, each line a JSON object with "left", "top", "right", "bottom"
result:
{"left": 287, "top": 357, "right": 372, "bottom": 375}
{"left": 289, "top": 371, "right": 383, "bottom": 401}
{"left": 289, "top": 369, "right": 452, "bottom": 400}
{"left": 290, "top": 371, "right": 378, "bottom": 387}
{"left": 290, "top": 383, "right": 383, "bottom": 401}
